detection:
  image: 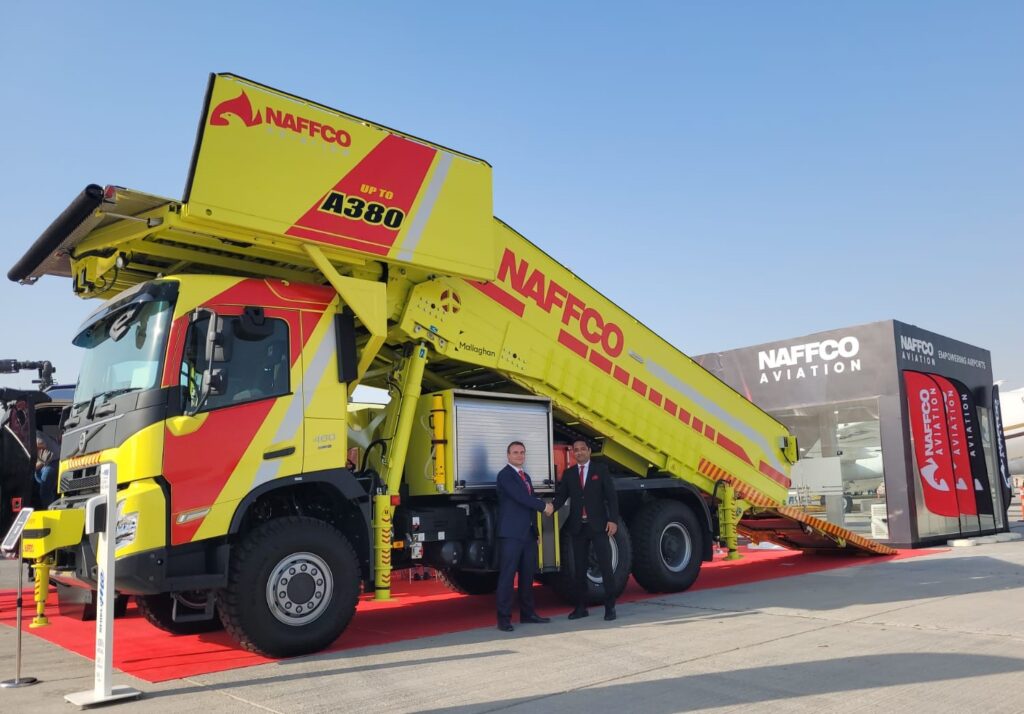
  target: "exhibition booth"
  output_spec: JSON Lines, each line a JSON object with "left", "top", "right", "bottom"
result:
{"left": 697, "top": 320, "right": 1013, "bottom": 548}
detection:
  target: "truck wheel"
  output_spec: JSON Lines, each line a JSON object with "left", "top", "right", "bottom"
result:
{"left": 630, "top": 499, "right": 703, "bottom": 593}
{"left": 136, "top": 592, "right": 223, "bottom": 634}
{"left": 437, "top": 569, "right": 499, "bottom": 595}
{"left": 545, "top": 519, "right": 632, "bottom": 606}
{"left": 217, "top": 516, "right": 360, "bottom": 658}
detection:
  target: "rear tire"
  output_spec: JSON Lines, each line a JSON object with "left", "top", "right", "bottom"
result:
{"left": 136, "top": 592, "right": 223, "bottom": 635}
{"left": 217, "top": 516, "right": 360, "bottom": 658}
{"left": 630, "top": 499, "right": 703, "bottom": 593}
{"left": 546, "top": 519, "right": 632, "bottom": 606}
{"left": 437, "top": 569, "right": 499, "bottom": 595}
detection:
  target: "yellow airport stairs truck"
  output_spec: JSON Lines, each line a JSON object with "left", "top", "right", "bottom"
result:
{"left": 8, "top": 74, "right": 894, "bottom": 658}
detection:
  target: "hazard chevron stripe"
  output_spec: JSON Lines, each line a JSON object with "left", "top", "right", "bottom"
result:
{"left": 699, "top": 458, "right": 897, "bottom": 556}
{"left": 774, "top": 507, "right": 898, "bottom": 555}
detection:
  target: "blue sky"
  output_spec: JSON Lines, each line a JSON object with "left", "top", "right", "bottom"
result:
{"left": 1, "top": 1, "right": 1021, "bottom": 391}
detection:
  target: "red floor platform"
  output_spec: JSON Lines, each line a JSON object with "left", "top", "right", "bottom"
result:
{"left": 0, "top": 547, "right": 938, "bottom": 683}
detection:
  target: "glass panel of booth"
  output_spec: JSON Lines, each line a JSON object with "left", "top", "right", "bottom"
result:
{"left": 771, "top": 398, "right": 887, "bottom": 538}
{"left": 978, "top": 407, "right": 1005, "bottom": 530}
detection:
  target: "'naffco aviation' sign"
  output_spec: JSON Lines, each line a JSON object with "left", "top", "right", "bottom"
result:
{"left": 757, "top": 336, "right": 861, "bottom": 384}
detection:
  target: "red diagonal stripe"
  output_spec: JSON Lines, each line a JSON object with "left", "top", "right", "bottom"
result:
{"left": 166, "top": 399, "right": 276, "bottom": 544}
{"left": 290, "top": 134, "right": 436, "bottom": 251}
{"left": 759, "top": 460, "right": 792, "bottom": 488}
{"left": 589, "top": 350, "right": 613, "bottom": 373}
{"left": 716, "top": 433, "right": 754, "bottom": 465}
{"left": 557, "top": 329, "right": 588, "bottom": 358}
{"left": 467, "top": 280, "right": 526, "bottom": 317}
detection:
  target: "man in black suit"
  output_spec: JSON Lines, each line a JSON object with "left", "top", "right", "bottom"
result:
{"left": 553, "top": 438, "right": 621, "bottom": 621}
{"left": 495, "top": 441, "right": 554, "bottom": 632}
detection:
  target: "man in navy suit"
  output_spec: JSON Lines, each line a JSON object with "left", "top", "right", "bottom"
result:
{"left": 553, "top": 438, "right": 621, "bottom": 621}
{"left": 495, "top": 441, "right": 554, "bottom": 632}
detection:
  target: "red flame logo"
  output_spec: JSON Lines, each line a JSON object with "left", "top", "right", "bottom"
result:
{"left": 209, "top": 91, "right": 263, "bottom": 127}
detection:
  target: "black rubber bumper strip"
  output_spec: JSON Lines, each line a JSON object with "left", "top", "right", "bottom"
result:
{"left": 7, "top": 184, "right": 105, "bottom": 282}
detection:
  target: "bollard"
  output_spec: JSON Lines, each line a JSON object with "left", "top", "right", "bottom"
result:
{"left": 29, "top": 560, "right": 50, "bottom": 628}
{"left": 0, "top": 537, "right": 39, "bottom": 688}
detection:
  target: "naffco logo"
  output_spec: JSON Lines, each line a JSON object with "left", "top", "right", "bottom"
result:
{"left": 900, "top": 335, "right": 936, "bottom": 367}
{"left": 917, "top": 387, "right": 951, "bottom": 492}
{"left": 757, "top": 336, "right": 862, "bottom": 384}
{"left": 209, "top": 91, "right": 353, "bottom": 147}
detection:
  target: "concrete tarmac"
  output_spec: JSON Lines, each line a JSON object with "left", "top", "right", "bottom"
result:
{"left": 2, "top": 520, "right": 1023, "bottom": 713}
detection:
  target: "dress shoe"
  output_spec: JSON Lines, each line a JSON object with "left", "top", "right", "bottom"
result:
{"left": 521, "top": 614, "right": 551, "bottom": 624}
{"left": 604, "top": 606, "right": 617, "bottom": 621}
{"left": 568, "top": 608, "right": 589, "bottom": 620}
{"left": 497, "top": 622, "right": 514, "bottom": 632}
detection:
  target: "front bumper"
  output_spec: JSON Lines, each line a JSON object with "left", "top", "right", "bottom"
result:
{"left": 50, "top": 538, "right": 231, "bottom": 595}
{"left": 24, "top": 476, "right": 228, "bottom": 595}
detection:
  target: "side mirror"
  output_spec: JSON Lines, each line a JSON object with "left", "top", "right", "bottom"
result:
{"left": 185, "top": 313, "right": 229, "bottom": 360}
{"left": 209, "top": 368, "right": 229, "bottom": 397}
{"left": 185, "top": 307, "right": 228, "bottom": 416}
{"left": 212, "top": 317, "right": 233, "bottom": 362}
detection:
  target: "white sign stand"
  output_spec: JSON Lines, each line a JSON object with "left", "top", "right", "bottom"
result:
{"left": 65, "top": 463, "right": 142, "bottom": 708}
{"left": 1, "top": 507, "right": 38, "bottom": 689}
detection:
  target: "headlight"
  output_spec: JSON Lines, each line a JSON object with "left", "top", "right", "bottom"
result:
{"left": 115, "top": 500, "right": 139, "bottom": 549}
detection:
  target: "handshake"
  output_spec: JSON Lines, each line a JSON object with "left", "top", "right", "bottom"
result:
{"left": 542, "top": 501, "right": 554, "bottom": 517}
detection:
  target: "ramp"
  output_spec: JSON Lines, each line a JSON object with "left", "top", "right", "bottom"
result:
{"left": 703, "top": 463, "right": 896, "bottom": 556}
{"left": 739, "top": 506, "right": 897, "bottom": 555}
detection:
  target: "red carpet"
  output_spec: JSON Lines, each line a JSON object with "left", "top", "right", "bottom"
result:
{"left": 0, "top": 547, "right": 939, "bottom": 683}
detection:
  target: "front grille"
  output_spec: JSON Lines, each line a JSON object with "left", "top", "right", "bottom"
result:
{"left": 60, "top": 466, "right": 100, "bottom": 495}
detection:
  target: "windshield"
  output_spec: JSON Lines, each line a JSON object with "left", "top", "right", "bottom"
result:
{"left": 73, "top": 297, "right": 174, "bottom": 408}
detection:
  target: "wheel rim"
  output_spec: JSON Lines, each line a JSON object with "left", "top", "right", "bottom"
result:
{"left": 586, "top": 535, "right": 619, "bottom": 585}
{"left": 659, "top": 522, "right": 692, "bottom": 573}
{"left": 266, "top": 551, "right": 334, "bottom": 626}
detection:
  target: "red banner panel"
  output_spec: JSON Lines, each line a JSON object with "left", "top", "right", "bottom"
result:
{"left": 930, "top": 375, "right": 978, "bottom": 516}
{"left": 903, "top": 371, "right": 960, "bottom": 517}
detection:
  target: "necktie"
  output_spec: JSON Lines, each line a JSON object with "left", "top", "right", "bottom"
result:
{"left": 518, "top": 469, "right": 532, "bottom": 494}
{"left": 580, "top": 464, "right": 588, "bottom": 520}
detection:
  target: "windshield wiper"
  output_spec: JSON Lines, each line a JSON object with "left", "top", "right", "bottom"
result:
{"left": 89, "top": 387, "right": 142, "bottom": 418}
{"left": 95, "top": 387, "right": 141, "bottom": 401}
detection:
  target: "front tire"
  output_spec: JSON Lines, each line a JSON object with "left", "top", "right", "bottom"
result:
{"left": 546, "top": 518, "right": 632, "bottom": 606}
{"left": 630, "top": 499, "right": 704, "bottom": 593}
{"left": 217, "top": 516, "right": 360, "bottom": 657}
